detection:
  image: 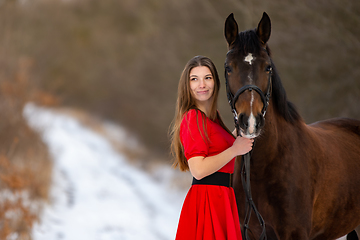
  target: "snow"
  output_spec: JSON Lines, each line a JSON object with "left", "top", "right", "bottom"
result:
{"left": 24, "top": 103, "right": 187, "bottom": 240}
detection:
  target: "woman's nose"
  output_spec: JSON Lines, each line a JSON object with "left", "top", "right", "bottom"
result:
{"left": 199, "top": 79, "right": 205, "bottom": 87}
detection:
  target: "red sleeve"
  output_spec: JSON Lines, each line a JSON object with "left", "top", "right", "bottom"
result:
{"left": 180, "top": 109, "right": 209, "bottom": 160}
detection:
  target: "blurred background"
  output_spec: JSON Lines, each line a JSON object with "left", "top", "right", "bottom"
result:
{"left": 0, "top": 0, "right": 359, "bottom": 238}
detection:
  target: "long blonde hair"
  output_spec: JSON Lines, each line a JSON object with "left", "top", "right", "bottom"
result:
{"left": 169, "top": 56, "right": 230, "bottom": 171}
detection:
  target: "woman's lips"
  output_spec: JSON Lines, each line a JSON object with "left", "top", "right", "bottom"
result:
{"left": 197, "top": 90, "right": 209, "bottom": 94}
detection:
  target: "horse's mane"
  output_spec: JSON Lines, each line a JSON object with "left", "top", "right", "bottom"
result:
{"left": 234, "top": 30, "right": 302, "bottom": 124}
{"left": 270, "top": 64, "right": 302, "bottom": 123}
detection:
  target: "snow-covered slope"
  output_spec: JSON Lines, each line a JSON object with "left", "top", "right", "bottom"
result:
{"left": 24, "top": 103, "right": 187, "bottom": 240}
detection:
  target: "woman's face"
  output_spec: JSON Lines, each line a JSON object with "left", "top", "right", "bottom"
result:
{"left": 189, "top": 66, "right": 215, "bottom": 108}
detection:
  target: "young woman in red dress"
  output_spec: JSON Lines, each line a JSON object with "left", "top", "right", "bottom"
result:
{"left": 170, "top": 55, "right": 254, "bottom": 240}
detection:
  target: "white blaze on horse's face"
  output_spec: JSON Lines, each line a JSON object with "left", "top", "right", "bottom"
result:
{"left": 239, "top": 53, "right": 258, "bottom": 138}
{"left": 240, "top": 107, "right": 258, "bottom": 139}
{"left": 248, "top": 93, "right": 256, "bottom": 135}
{"left": 244, "top": 53, "right": 255, "bottom": 65}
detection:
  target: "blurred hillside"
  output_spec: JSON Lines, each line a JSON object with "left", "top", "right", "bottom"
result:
{"left": 0, "top": 56, "right": 52, "bottom": 237}
{"left": 1, "top": 0, "right": 359, "bottom": 159}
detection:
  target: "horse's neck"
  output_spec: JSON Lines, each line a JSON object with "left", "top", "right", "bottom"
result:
{"left": 254, "top": 106, "right": 306, "bottom": 164}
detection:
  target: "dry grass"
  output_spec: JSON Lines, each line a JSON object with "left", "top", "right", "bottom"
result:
{"left": 0, "top": 156, "right": 44, "bottom": 240}
{"left": 0, "top": 55, "right": 53, "bottom": 239}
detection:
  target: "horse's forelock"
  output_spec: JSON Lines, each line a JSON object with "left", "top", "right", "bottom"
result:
{"left": 232, "top": 30, "right": 262, "bottom": 56}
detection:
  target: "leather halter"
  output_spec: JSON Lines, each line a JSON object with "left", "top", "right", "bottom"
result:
{"left": 225, "top": 57, "right": 272, "bottom": 240}
{"left": 225, "top": 66, "right": 272, "bottom": 134}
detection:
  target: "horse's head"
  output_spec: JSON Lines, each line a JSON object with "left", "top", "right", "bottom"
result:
{"left": 224, "top": 12, "right": 273, "bottom": 138}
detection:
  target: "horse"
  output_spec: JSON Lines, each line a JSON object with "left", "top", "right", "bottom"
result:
{"left": 224, "top": 12, "right": 360, "bottom": 240}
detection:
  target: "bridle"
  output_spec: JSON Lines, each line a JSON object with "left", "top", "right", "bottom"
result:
{"left": 225, "top": 55, "right": 273, "bottom": 240}
{"left": 225, "top": 63, "right": 272, "bottom": 135}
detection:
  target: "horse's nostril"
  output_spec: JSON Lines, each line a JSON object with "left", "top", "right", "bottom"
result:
{"left": 259, "top": 115, "right": 265, "bottom": 128}
{"left": 256, "top": 114, "right": 265, "bottom": 129}
{"left": 238, "top": 113, "right": 248, "bottom": 129}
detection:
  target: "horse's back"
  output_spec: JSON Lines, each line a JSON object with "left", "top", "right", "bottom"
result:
{"left": 309, "top": 117, "right": 360, "bottom": 147}
{"left": 310, "top": 117, "right": 360, "bottom": 136}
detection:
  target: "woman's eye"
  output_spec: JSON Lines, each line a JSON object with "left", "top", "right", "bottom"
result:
{"left": 205, "top": 76, "right": 213, "bottom": 80}
{"left": 190, "top": 77, "right": 197, "bottom": 81}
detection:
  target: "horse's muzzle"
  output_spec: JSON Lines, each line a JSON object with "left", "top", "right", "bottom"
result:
{"left": 238, "top": 112, "right": 264, "bottom": 138}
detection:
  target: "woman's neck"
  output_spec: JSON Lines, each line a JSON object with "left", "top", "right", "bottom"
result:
{"left": 197, "top": 105, "right": 211, "bottom": 117}
{"left": 195, "top": 100, "right": 213, "bottom": 117}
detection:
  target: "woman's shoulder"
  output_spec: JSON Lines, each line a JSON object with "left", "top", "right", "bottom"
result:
{"left": 180, "top": 109, "right": 209, "bottom": 132}
{"left": 182, "top": 108, "right": 206, "bottom": 122}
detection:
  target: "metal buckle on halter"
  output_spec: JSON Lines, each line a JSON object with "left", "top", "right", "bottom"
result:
{"left": 262, "top": 109, "right": 267, "bottom": 118}
{"left": 232, "top": 108, "right": 238, "bottom": 121}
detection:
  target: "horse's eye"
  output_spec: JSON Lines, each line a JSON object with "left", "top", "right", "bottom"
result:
{"left": 225, "top": 66, "right": 232, "bottom": 74}
{"left": 265, "top": 65, "right": 272, "bottom": 72}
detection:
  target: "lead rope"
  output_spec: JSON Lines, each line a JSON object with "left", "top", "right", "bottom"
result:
{"left": 241, "top": 152, "right": 267, "bottom": 240}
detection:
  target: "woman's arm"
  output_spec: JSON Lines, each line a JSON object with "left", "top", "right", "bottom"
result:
{"left": 188, "top": 136, "right": 253, "bottom": 180}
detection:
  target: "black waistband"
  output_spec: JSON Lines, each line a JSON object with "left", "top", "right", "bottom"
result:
{"left": 192, "top": 172, "right": 233, "bottom": 188}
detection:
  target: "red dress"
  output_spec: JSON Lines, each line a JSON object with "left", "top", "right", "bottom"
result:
{"left": 175, "top": 109, "right": 243, "bottom": 240}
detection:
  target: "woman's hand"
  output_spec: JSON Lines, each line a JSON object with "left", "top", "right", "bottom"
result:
{"left": 188, "top": 136, "right": 254, "bottom": 180}
{"left": 231, "top": 136, "right": 254, "bottom": 156}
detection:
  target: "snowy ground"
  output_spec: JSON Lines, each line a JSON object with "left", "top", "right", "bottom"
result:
{"left": 24, "top": 103, "right": 189, "bottom": 240}
{"left": 24, "top": 103, "right": 348, "bottom": 240}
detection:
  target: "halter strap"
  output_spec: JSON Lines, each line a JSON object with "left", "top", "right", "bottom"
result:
{"left": 225, "top": 65, "right": 272, "bottom": 136}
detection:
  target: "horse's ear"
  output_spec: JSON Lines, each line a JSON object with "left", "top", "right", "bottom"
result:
{"left": 256, "top": 12, "right": 271, "bottom": 46}
{"left": 225, "top": 13, "right": 239, "bottom": 48}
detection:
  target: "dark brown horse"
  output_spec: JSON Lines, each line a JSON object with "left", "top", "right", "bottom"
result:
{"left": 224, "top": 12, "right": 360, "bottom": 240}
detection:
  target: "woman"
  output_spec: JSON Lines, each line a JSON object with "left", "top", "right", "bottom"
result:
{"left": 170, "top": 55, "right": 253, "bottom": 240}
